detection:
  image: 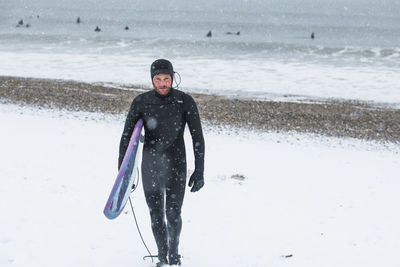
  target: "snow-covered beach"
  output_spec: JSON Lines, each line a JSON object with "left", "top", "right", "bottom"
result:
{"left": 2, "top": 0, "right": 400, "bottom": 265}
{"left": 1, "top": 102, "right": 400, "bottom": 267}
{"left": 1, "top": 76, "right": 400, "bottom": 142}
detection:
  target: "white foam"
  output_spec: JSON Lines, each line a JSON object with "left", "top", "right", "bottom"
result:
{"left": 0, "top": 50, "right": 399, "bottom": 106}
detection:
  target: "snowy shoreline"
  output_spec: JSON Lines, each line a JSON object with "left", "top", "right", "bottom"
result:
{"left": 1, "top": 102, "right": 400, "bottom": 267}
{"left": 1, "top": 75, "right": 400, "bottom": 142}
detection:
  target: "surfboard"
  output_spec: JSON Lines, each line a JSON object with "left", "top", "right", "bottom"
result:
{"left": 104, "top": 119, "right": 143, "bottom": 220}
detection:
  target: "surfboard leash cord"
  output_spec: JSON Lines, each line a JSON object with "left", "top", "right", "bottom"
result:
{"left": 128, "top": 167, "right": 155, "bottom": 263}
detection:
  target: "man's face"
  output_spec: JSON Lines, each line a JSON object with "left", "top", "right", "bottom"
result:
{"left": 153, "top": 73, "right": 172, "bottom": 95}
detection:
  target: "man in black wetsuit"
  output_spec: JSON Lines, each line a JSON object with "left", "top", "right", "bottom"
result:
{"left": 118, "top": 59, "right": 205, "bottom": 266}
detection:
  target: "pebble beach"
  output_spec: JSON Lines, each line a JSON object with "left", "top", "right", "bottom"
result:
{"left": 1, "top": 75, "right": 399, "bottom": 142}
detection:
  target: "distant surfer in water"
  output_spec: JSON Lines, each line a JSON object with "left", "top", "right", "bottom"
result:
{"left": 226, "top": 31, "right": 240, "bottom": 35}
{"left": 119, "top": 59, "right": 205, "bottom": 266}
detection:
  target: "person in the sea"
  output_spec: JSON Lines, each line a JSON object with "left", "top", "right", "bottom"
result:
{"left": 118, "top": 59, "right": 205, "bottom": 266}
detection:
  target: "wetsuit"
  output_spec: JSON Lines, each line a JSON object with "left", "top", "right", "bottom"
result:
{"left": 118, "top": 88, "right": 205, "bottom": 261}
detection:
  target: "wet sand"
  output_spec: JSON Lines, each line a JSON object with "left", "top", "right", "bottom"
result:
{"left": 1, "top": 76, "right": 399, "bottom": 142}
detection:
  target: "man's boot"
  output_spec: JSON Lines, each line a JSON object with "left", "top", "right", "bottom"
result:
{"left": 168, "top": 254, "right": 181, "bottom": 266}
{"left": 155, "top": 256, "right": 168, "bottom": 267}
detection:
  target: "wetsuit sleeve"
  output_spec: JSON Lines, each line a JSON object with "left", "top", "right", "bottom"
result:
{"left": 184, "top": 94, "right": 205, "bottom": 173}
{"left": 118, "top": 98, "right": 141, "bottom": 170}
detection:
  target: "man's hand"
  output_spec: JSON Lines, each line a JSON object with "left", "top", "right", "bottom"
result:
{"left": 188, "top": 170, "right": 204, "bottom": 192}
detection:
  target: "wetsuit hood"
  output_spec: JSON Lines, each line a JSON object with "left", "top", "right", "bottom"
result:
{"left": 151, "top": 59, "right": 174, "bottom": 83}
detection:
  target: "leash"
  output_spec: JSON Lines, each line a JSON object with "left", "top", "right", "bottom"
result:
{"left": 128, "top": 167, "right": 155, "bottom": 262}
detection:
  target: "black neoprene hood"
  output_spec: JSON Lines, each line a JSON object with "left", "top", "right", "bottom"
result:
{"left": 150, "top": 59, "right": 174, "bottom": 80}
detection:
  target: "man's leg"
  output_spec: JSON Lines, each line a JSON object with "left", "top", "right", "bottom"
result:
{"left": 142, "top": 149, "right": 169, "bottom": 264}
{"left": 166, "top": 174, "right": 186, "bottom": 264}
{"left": 144, "top": 188, "right": 168, "bottom": 263}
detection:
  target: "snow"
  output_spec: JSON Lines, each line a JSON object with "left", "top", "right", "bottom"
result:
{"left": 1, "top": 102, "right": 400, "bottom": 267}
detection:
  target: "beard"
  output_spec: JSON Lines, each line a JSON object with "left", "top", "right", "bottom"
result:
{"left": 154, "top": 85, "right": 171, "bottom": 95}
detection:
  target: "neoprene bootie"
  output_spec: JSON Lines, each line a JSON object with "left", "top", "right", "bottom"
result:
{"left": 168, "top": 254, "right": 181, "bottom": 265}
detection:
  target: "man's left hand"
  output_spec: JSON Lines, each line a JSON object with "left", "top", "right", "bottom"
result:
{"left": 188, "top": 170, "right": 204, "bottom": 192}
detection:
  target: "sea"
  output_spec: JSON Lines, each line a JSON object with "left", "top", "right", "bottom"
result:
{"left": 1, "top": 0, "right": 399, "bottom": 106}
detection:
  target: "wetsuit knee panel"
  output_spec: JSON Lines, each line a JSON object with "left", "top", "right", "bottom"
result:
{"left": 166, "top": 206, "right": 182, "bottom": 224}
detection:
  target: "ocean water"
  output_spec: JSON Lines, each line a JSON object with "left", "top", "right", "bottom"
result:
{"left": 0, "top": 0, "right": 399, "bottom": 105}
